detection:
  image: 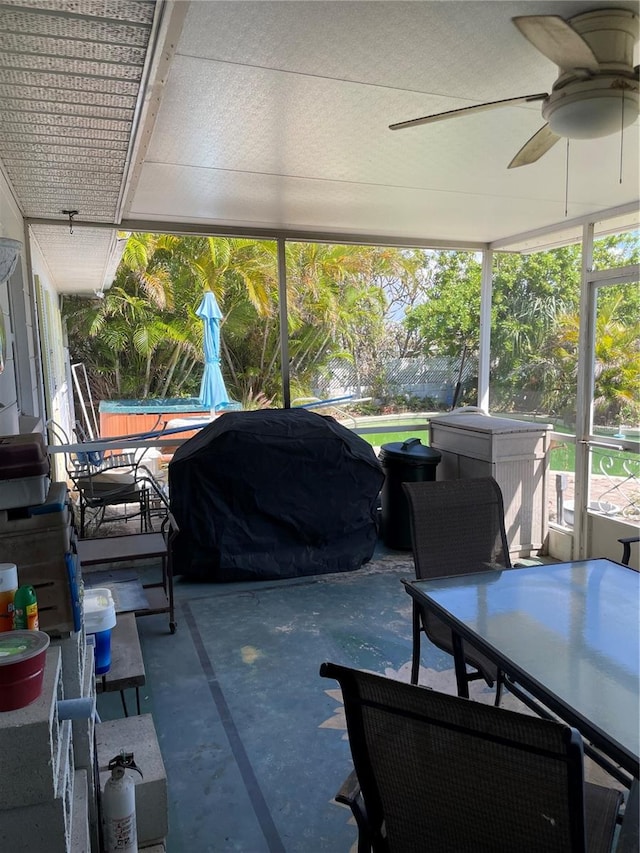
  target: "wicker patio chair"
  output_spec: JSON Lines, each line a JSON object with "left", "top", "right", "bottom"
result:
{"left": 320, "top": 661, "right": 623, "bottom": 853}
{"left": 402, "top": 477, "right": 512, "bottom": 703}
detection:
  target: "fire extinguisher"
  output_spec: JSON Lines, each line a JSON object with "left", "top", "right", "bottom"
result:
{"left": 102, "top": 751, "right": 144, "bottom": 852}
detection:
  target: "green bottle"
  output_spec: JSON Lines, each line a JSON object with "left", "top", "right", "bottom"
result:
{"left": 13, "top": 585, "right": 39, "bottom": 630}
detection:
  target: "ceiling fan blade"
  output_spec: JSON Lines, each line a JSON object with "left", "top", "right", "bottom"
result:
{"left": 389, "top": 93, "right": 547, "bottom": 131}
{"left": 512, "top": 16, "right": 599, "bottom": 72}
{"left": 508, "top": 124, "right": 561, "bottom": 169}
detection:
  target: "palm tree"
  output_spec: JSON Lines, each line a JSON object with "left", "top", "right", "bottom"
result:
{"left": 67, "top": 236, "right": 483, "bottom": 408}
{"left": 548, "top": 289, "right": 640, "bottom": 425}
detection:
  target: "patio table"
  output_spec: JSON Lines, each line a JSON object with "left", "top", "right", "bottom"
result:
{"left": 403, "top": 559, "right": 639, "bottom": 783}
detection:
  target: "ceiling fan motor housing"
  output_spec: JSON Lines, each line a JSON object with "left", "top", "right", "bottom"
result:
{"left": 544, "top": 8, "right": 639, "bottom": 140}
{"left": 564, "top": 8, "right": 637, "bottom": 71}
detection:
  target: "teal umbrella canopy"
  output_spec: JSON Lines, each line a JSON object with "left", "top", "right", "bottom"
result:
{"left": 197, "top": 292, "right": 229, "bottom": 413}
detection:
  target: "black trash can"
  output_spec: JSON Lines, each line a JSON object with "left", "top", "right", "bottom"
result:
{"left": 379, "top": 438, "right": 441, "bottom": 550}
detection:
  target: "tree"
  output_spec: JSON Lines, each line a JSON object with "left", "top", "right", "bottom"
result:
{"left": 65, "top": 233, "right": 192, "bottom": 400}
{"left": 403, "top": 252, "right": 481, "bottom": 358}
{"left": 489, "top": 247, "right": 581, "bottom": 412}
{"left": 401, "top": 238, "right": 638, "bottom": 421}
{"left": 402, "top": 247, "right": 582, "bottom": 415}
{"left": 548, "top": 286, "right": 640, "bottom": 426}
{"left": 64, "top": 231, "right": 637, "bottom": 422}
{"left": 65, "top": 237, "right": 396, "bottom": 404}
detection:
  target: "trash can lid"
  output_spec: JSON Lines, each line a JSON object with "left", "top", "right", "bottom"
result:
{"left": 379, "top": 437, "right": 441, "bottom": 464}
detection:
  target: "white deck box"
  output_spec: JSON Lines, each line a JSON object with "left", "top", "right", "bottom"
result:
{"left": 429, "top": 411, "right": 551, "bottom": 558}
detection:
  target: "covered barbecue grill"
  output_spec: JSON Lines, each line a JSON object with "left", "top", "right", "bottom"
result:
{"left": 169, "top": 409, "right": 384, "bottom": 581}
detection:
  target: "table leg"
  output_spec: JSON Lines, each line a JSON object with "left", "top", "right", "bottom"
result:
{"left": 451, "top": 630, "right": 469, "bottom": 698}
{"left": 410, "top": 602, "right": 421, "bottom": 685}
{"left": 617, "top": 778, "right": 639, "bottom": 853}
{"left": 166, "top": 523, "right": 177, "bottom": 634}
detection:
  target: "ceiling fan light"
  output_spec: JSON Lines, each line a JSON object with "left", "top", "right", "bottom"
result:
{"left": 545, "top": 91, "right": 639, "bottom": 140}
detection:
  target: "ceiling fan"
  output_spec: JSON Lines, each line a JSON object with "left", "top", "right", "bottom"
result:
{"left": 390, "top": 8, "right": 639, "bottom": 168}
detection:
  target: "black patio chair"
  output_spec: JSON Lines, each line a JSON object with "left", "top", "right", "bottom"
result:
{"left": 320, "top": 661, "right": 623, "bottom": 853}
{"left": 47, "top": 420, "right": 153, "bottom": 537}
{"left": 402, "top": 477, "right": 512, "bottom": 704}
{"left": 618, "top": 536, "right": 639, "bottom": 567}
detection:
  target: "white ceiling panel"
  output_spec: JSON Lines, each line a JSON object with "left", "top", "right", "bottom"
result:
{"left": 132, "top": 0, "right": 638, "bottom": 245}
{"left": 0, "top": 1, "right": 638, "bottom": 292}
{"left": 146, "top": 56, "right": 544, "bottom": 185}
{"left": 132, "top": 161, "right": 613, "bottom": 244}
{"left": 178, "top": 1, "right": 597, "bottom": 99}
{"left": 146, "top": 55, "right": 638, "bottom": 191}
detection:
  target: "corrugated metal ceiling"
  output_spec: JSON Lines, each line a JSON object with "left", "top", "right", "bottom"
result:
{"left": 0, "top": 0, "right": 156, "bottom": 292}
{"left": 0, "top": 0, "right": 155, "bottom": 220}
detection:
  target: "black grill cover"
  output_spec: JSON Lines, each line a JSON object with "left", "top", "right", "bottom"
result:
{"left": 169, "top": 409, "right": 384, "bottom": 581}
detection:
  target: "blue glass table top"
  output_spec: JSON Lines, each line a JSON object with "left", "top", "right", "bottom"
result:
{"left": 408, "top": 558, "right": 639, "bottom": 776}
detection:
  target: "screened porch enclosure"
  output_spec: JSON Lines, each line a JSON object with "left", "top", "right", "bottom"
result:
{"left": 0, "top": 4, "right": 638, "bottom": 851}
{"left": 56, "top": 211, "right": 640, "bottom": 561}
{"left": 0, "top": 2, "right": 637, "bottom": 567}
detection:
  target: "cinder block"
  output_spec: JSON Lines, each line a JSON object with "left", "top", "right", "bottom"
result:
{"left": 96, "top": 714, "right": 168, "bottom": 846}
{"left": 75, "top": 646, "right": 98, "bottom": 850}
{"left": 58, "top": 717, "right": 74, "bottom": 797}
{"left": 0, "top": 719, "right": 74, "bottom": 853}
{"left": 72, "top": 645, "right": 95, "bottom": 772}
{"left": 70, "top": 769, "right": 90, "bottom": 853}
{"left": 0, "top": 646, "right": 64, "bottom": 809}
{"left": 51, "top": 627, "right": 86, "bottom": 699}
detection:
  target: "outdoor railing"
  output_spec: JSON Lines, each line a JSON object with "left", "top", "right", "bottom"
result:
{"left": 549, "top": 431, "right": 640, "bottom": 528}
{"left": 48, "top": 418, "right": 638, "bottom": 536}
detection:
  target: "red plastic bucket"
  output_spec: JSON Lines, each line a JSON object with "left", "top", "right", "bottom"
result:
{"left": 0, "top": 630, "right": 50, "bottom": 711}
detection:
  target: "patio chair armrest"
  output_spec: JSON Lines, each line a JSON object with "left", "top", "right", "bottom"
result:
{"left": 335, "top": 769, "right": 371, "bottom": 853}
{"left": 137, "top": 471, "right": 169, "bottom": 505}
{"left": 161, "top": 510, "right": 180, "bottom": 541}
{"left": 617, "top": 537, "right": 640, "bottom": 566}
{"left": 335, "top": 768, "right": 361, "bottom": 806}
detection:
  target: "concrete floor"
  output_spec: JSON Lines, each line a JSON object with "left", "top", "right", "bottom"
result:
{"left": 95, "top": 542, "right": 468, "bottom": 852}
{"left": 95, "top": 541, "right": 629, "bottom": 852}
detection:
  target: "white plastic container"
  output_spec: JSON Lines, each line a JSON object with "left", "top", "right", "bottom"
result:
{"left": 0, "top": 562, "right": 18, "bottom": 632}
{"left": 84, "top": 588, "right": 117, "bottom": 674}
{"left": 0, "top": 475, "right": 50, "bottom": 511}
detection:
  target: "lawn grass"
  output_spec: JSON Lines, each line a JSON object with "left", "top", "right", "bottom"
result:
{"left": 355, "top": 429, "right": 429, "bottom": 448}
{"left": 356, "top": 425, "right": 637, "bottom": 477}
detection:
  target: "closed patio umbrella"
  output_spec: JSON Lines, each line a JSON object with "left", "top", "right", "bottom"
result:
{"left": 197, "top": 291, "right": 229, "bottom": 417}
